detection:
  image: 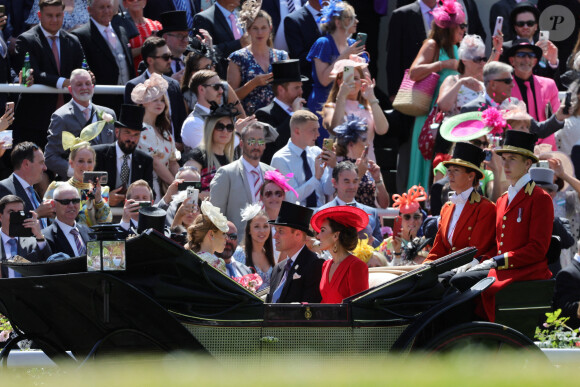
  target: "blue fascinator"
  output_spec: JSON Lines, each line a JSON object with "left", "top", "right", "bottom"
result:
{"left": 317, "top": 0, "right": 346, "bottom": 24}
{"left": 334, "top": 115, "right": 368, "bottom": 145}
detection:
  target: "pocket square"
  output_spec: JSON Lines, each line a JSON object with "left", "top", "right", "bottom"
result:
{"left": 293, "top": 273, "right": 301, "bottom": 280}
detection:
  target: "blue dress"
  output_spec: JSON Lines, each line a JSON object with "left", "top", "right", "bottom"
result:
{"left": 407, "top": 46, "right": 458, "bottom": 190}
{"left": 229, "top": 48, "right": 288, "bottom": 115}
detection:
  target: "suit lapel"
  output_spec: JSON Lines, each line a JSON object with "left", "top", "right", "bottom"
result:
{"left": 131, "top": 152, "right": 141, "bottom": 182}
{"left": 12, "top": 175, "right": 34, "bottom": 213}
{"left": 213, "top": 6, "right": 235, "bottom": 41}
{"left": 55, "top": 224, "right": 75, "bottom": 257}
{"left": 90, "top": 21, "right": 116, "bottom": 65}
{"left": 35, "top": 26, "right": 59, "bottom": 73}
{"left": 70, "top": 101, "right": 88, "bottom": 127}
{"left": 505, "top": 183, "right": 531, "bottom": 213}
{"left": 280, "top": 247, "right": 306, "bottom": 301}
{"left": 237, "top": 160, "right": 253, "bottom": 202}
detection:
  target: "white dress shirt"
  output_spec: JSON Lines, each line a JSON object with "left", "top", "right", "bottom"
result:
{"left": 181, "top": 103, "right": 210, "bottom": 149}
{"left": 447, "top": 187, "right": 474, "bottom": 244}
{"left": 507, "top": 173, "right": 531, "bottom": 204}
{"left": 115, "top": 141, "right": 133, "bottom": 187}
{"left": 419, "top": 0, "right": 436, "bottom": 34}
{"left": 39, "top": 24, "right": 66, "bottom": 89}
{"left": 274, "top": 97, "right": 293, "bottom": 115}
{"left": 273, "top": 0, "right": 302, "bottom": 51}
{"left": 55, "top": 219, "right": 84, "bottom": 257}
{"left": 241, "top": 157, "right": 263, "bottom": 203}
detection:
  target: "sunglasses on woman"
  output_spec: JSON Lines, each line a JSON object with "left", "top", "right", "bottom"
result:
{"left": 263, "top": 190, "right": 284, "bottom": 198}
{"left": 402, "top": 214, "right": 422, "bottom": 221}
{"left": 214, "top": 123, "right": 235, "bottom": 132}
{"left": 54, "top": 198, "right": 81, "bottom": 205}
{"left": 203, "top": 83, "right": 224, "bottom": 91}
{"left": 471, "top": 56, "right": 487, "bottom": 64}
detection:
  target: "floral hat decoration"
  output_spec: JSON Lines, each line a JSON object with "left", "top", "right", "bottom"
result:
{"left": 317, "top": 0, "right": 346, "bottom": 24}
{"left": 334, "top": 115, "right": 368, "bottom": 145}
{"left": 263, "top": 170, "right": 299, "bottom": 198}
{"left": 330, "top": 55, "right": 368, "bottom": 78}
{"left": 131, "top": 73, "right": 168, "bottom": 105}
{"left": 239, "top": 0, "right": 264, "bottom": 30}
{"left": 208, "top": 101, "right": 242, "bottom": 119}
{"left": 392, "top": 185, "right": 427, "bottom": 215}
{"left": 352, "top": 237, "right": 374, "bottom": 264}
{"left": 62, "top": 113, "right": 113, "bottom": 151}
{"left": 502, "top": 101, "right": 533, "bottom": 123}
{"left": 187, "top": 38, "right": 218, "bottom": 66}
{"left": 240, "top": 202, "right": 263, "bottom": 223}
{"left": 200, "top": 200, "right": 229, "bottom": 233}
{"left": 432, "top": 0, "right": 466, "bottom": 29}
{"left": 481, "top": 106, "right": 508, "bottom": 136}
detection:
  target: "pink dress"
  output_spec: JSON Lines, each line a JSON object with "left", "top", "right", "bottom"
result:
{"left": 343, "top": 100, "right": 377, "bottom": 161}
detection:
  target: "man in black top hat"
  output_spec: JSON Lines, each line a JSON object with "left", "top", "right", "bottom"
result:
{"left": 267, "top": 201, "right": 324, "bottom": 303}
{"left": 158, "top": 11, "right": 190, "bottom": 82}
{"left": 93, "top": 104, "right": 154, "bottom": 207}
{"left": 255, "top": 59, "right": 308, "bottom": 165}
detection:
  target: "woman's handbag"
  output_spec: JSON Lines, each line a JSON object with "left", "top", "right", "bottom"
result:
{"left": 418, "top": 106, "right": 444, "bottom": 161}
{"left": 392, "top": 69, "right": 440, "bottom": 117}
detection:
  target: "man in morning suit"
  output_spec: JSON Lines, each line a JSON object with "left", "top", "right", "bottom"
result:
{"left": 315, "top": 161, "right": 383, "bottom": 248}
{"left": 13, "top": 0, "right": 84, "bottom": 149}
{"left": 143, "top": 0, "right": 199, "bottom": 30}
{"left": 424, "top": 142, "right": 496, "bottom": 265}
{"left": 0, "top": 142, "right": 54, "bottom": 227}
{"left": 42, "top": 184, "right": 93, "bottom": 258}
{"left": 45, "top": 69, "right": 116, "bottom": 179}
{"left": 192, "top": 0, "right": 249, "bottom": 78}
{"left": 93, "top": 104, "right": 153, "bottom": 207}
{"left": 0, "top": 195, "right": 51, "bottom": 278}
{"left": 157, "top": 11, "right": 190, "bottom": 83}
{"left": 267, "top": 201, "right": 324, "bottom": 303}
{"left": 255, "top": 59, "right": 307, "bottom": 165}
{"left": 271, "top": 110, "right": 335, "bottom": 208}
{"left": 210, "top": 122, "right": 274, "bottom": 234}
{"left": 461, "top": 61, "right": 569, "bottom": 140}
{"left": 451, "top": 131, "right": 554, "bottom": 322}
{"left": 553, "top": 242, "right": 580, "bottom": 329}
{"left": 125, "top": 36, "right": 186, "bottom": 149}
{"left": 72, "top": 0, "right": 136, "bottom": 114}
{"left": 283, "top": 0, "right": 321, "bottom": 99}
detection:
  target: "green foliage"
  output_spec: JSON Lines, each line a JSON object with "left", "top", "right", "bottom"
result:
{"left": 535, "top": 309, "right": 580, "bottom": 349}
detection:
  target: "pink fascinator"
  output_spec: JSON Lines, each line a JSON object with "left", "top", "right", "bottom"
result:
{"left": 481, "top": 106, "right": 507, "bottom": 136}
{"left": 432, "top": 0, "right": 465, "bottom": 29}
{"left": 131, "top": 73, "right": 168, "bottom": 105}
{"left": 264, "top": 170, "right": 299, "bottom": 198}
{"left": 330, "top": 55, "right": 369, "bottom": 78}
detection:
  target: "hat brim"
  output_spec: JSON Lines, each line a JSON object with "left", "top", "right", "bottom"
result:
{"left": 442, "top": 159, "right": 484, "bottom": 180}
{"left": 505, "top": 44, "right": 543, "bottom": 60}
{"left": 496, "top": 146, "right": 539, "bottom": 162}
{"left": 268, "top": 220, "right": 310, "bottom": 234}
{"left": 440, "top": 112, "right": 489, "bottom": 142}
{"left": 272, "top": 75, "right": 309, "bottom": 84}
{"left": 114, "top": 121, "right": 146, "bottom": 131}
{"left": 310, "top": 206, "right": 369, "bottom": 233}
{"left": 535, "top": 182, "right": 559, "bottom": 192}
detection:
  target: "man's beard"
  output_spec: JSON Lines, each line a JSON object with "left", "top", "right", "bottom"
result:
{"left": 73, "top": 91, "right": 93, "bottom": 103}
{"left": 119, "top": 140, "right": 137, "bottom": 154}
{"left": 217, "top": 242, "right": 236, "bottom": 259}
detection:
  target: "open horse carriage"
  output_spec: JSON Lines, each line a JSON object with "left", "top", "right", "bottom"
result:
{"left": 0, "top": 230, "right": 553, "bottom": 365}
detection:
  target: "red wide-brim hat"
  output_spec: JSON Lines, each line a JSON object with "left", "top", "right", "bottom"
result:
{"left": 310, "top": 205, "right": 369, "bottom": 233}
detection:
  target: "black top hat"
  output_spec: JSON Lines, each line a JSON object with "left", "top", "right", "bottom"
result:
{"left": 159, "top": 11, "right": 189, "bottom": 34}
{"left": 443, "top": 142, "right": 485, "bottom": 180}
{"left": 138, "top": 207, "right": 167, "bottom": 234}
{"left": 269, "top": 201, "right": 313, "bottom": 233}
{"left": 115, "top": 104, "right": 145, "bottom": 131}
{"left": 272, "top": 60, "right": 308, "bottom": 84}
{"left": 495, "top": 130, "right": 539, "bottom": 162}
{"left": 505, "top": 39, "right": 543, "bottom": 59}
{"left": 509, "top": 2, "right": 540, "bottom": 32}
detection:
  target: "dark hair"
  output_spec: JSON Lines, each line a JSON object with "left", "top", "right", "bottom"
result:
{"left": 327, "top": 218, "right": 358, "bottom": 251}
{"left": 181, "top": 51, "right": 209, "bottom": 94}
{"left": 457, "top": 59, "right": 465, "bottom": 74}
{"left": 39, "top": 0, "right": 64, "bottom": 10}
{"left": 189, "top": 70, "right": 219, "bottom": 97}
{"left": 244, "top": 214, "right": 275, "bottom": 269}
{"left": 142, "top": 36, "right": 167, "bottom": 62}
{"left": 428, "top": 24, "right": 457, "bottom": 60}
{"left": 153, "top": 95, "right": 172, "bottom": 139}
{"left": 11, "top": 141, "right": 40, "bottom": 170}
{"left": 332, "top": 160, "right": 358, "bottom": 181}
{"left": 0, "top": 195, "right": 24, "bottom": 213}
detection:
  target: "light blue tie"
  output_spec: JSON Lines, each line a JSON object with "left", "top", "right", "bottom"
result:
{"left": 225, "top": 262, "right": 237, "bottom": 278}
{"left": 7, "top": 238, "right": 17, "bottom": 257}
{"left": 27, "top": 186, "right": 46, "bottom": 228}
{"left": 271, "top": 259, "right": 293, "bottom": 303}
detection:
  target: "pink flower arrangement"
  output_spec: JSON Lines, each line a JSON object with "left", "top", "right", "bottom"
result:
{"left": 481, "top": 106, "right": 507, "bottom": 136}
{"left": 233, "top": 273, "right": 263, "bottom": 293}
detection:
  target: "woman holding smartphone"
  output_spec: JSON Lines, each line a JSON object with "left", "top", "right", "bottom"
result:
{"left": 44, "top": 144, "right": 112, "bottom": 227}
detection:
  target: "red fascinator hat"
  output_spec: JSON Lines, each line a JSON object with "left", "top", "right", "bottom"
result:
{"left": 392, "top": 185, "right": 426, "bottom": 214}
{"left": 310, "top": 205, "right": 369, "bottom": 233}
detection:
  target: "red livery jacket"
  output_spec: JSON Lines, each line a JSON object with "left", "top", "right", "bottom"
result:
{"left": 481, "top": 181, "right": 553, "bottom": 321}
{"left": 425, "top": 190, "right": 497, "bottom": 263}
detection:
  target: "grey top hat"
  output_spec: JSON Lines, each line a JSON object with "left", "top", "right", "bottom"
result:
{"left": 530, "top": 167, "right": 558, "bottom": 192}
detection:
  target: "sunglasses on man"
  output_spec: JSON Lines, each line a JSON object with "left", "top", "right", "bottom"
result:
{"left": 54, "top": 198, "right": 81, "bottom": 205}
{"left": 203, "top": 83, "right": 224, "bottom": 91}
{"left": 514, "top": 52, "right": 537, "bottom": 59}
{"left": 514, "top": 20, "right": 536, "bottom": 27}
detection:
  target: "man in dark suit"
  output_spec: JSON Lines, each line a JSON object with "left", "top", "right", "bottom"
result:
{"left": 489, "top": 0, "right": 520, "bottom": 42}
{"left": 45, "top": 68, "right": 117, "bottom": 179}
{"left": 158, "top": 11, "right": 190, "bottom": 83}
{"left": 12, "top": 0, "right": 85, "bottom": 149}
{"left": 42, "top": 184, "right": 92, "bottom": 258}
{"left": 283, "top": 0, "right": 321, "bottom": 99}
{"left": 93, "top": 104, "right": 154, "bottom": 206}
{"left": 553, "top": 247, "right": 580, "bottom": 329}
{"left": 124, "top": 36, "right": 186, "bottom": 149}
{"left": 267, "top": 201, "right": 323, "bottom": 303}
{"left": 0, "top": 142, "right": 54, "bottom": 227}
{"left": 255, "top": 59, "right": 307, "bottom": 165}
{"left": 0, "top": 195, "right": 51, "bottom": 278}
{"left": 315, "top": 161, "right": 383, "bottom": 248}
{"left": 192, "top": 0, "right": 249, "bottom": 78}
{"left": 1, "top": 0, "right": 34, "bottom": 53}
{"left": 72, "top": 0, "right": 136, "bottom": 115}
{"left": 143, "top": 0, "right": 199, "bottom": 29}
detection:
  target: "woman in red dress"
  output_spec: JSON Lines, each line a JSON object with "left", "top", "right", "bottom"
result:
{"left": 310, "top": 206, "right": 370, "bottom": 303}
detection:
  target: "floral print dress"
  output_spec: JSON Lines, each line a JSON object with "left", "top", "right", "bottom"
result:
{"left": 137, "top": 123, "right": 177, "bottom": 200}
{"left": 197, "top": 251, "right": 227, "bottom": 274}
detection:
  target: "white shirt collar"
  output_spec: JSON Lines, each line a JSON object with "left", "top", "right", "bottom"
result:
{"left": 72, "top": 99, "right": 92, "bottom": 114}
{"left": 241, "top": 156, "right": 260, "bottom": 173}
{"left": 39, "top": 24, "right": 61, "bottom": 39}
{"left": 115, "top": 142, "right": 132, "bottom": 161}
{"left": 13, "top": 173, "right": 32, "bottom": 192}
{"left": 335, "top": 197, "right": 356, "bottom": 206}
{"left": 508, "top": 173, "right": 531, "bottom": 202}
{"left": 1, "top": 230, "right": 14, "bottom": 245}
{"left": 288, "top": 139, "right": 306, "bottom": 155}
{"left": 194, "top": 103, "right": 211, "bottom": 113}
{"left": 305, "top": 3, "right": 319, "bottom": 18}
{"left": 274, "top": 98, "right": 292, "bottom": 114}
{"left": 215, "top": 1, "right": 235, "bottom": 18}
{"left": 288, "top": 245, "right": 305, "bottom": 264}
{"left": 55, "top": 218, "right": 77, "bottom": 235}
{"left": 90, "top": 17, "right": 111, "bottom": 31}
{"left": 450, "top": 187, "right": 473, "bottom": 204}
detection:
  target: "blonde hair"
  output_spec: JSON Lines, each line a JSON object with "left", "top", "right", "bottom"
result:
{"left": 201, "top": 116, "right": 235, "bottom": 171}
{"left": 321, "top": 2, "right": 355, "bottom": 34}
{"left": 187, "top": 214, "right": 220, "bottom": 252}
{"left": 69, "top": 143, "right": 96, "bottom": 162}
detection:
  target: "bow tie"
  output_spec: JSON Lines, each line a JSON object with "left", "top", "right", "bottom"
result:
{"left": 450, "top": 194, "right": 466, "bottom": 205}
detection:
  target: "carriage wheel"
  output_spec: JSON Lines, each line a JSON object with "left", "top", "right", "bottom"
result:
{"left": 421, "top": 321, "right": 544, "bottom": 356}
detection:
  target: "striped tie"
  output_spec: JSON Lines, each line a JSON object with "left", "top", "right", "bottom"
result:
{"left": 70, "top": 228, "right": 86, "bottom": 256}
{"left": 251, "top": 170, "right": 261, "bottom": 203}
{"left": 288, "top": 0, "right": 295, "bottom": 14}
